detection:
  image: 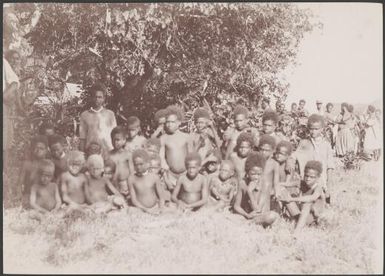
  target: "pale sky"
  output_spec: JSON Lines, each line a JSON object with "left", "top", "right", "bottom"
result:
{"left": 282, "top": 3, "right": 382, "bottom": 113}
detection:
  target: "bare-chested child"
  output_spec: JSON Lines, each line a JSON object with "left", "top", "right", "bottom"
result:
{"left": 48, "top": 134, "right": 69, "bottom": 180}
{"left": 280, "top": 160, "right": 325, "bottom": 235}
{"left": 233, "top": 152, "right": 279, "bottom": 227}
{"left": 18, "top": 135, "right": 49, "bottom": 208}
{"left": 85, "top": 154, "right": 127, "bottom": 213}
{"left": 257, "top": 134, "right": 277, "bottom": 160}
{"left": 128, "top": 149, "right": 165, "bottom": 214}
{"left": 148, "top": 154, "right": 171, "bottom": 203}
{"left": 261, "top": 110, "right": 287, "bottom": 145}
{"left": 225, "top": 105, "right": 259, "bottom": 159}
{"left": 151, "top": 108, "right": 167, "bottom": 138}
{"left": 109, "top": 126, "right": 131, "bottom": 198}
{"left": 29, "top": 159, "right": 62, "bottom": 216}
{"left": 160, "top": 105, "right": 193, "bottom": 191}
{"left": 200, "top": 148, "right": 221, "bottom": 185}
{"left": 209, "top": 160, "right": 237, "bottom": 211}
{"left": 59, "top": 151, "right": 88, "bottom": 211}
{"left": 229, "top": 132, "right": 254, "bottom": 182}
{"left": 124, "top": 116, "right": 147, "bottom": 154}
{"left": 171, "top": 152, "right": 209, "bottom": 211}
{"left": 192, "top": 107, "right": 221, "bottom": 161}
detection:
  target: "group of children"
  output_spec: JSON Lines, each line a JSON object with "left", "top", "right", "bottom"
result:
{"left": 19, "top": 100, "right": 335, "bottom": 233}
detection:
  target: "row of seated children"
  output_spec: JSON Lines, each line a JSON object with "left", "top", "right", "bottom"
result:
{"left": 20, "top": 104, "right": 332, "bottom": 233}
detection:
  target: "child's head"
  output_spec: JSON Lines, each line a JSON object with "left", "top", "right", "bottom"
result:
{"left": 67, "top": 151, "right": 86, "bottom": 176}
{"left": 185, "top": 152, "right": 202, "bottom": 179}
{"left": 154, "top": 108, "right": 168, "bottom": 126}
{"left": 148, "top": 154, "right": 161, "bottom": 175}
{"left": 145, "top": 138, "right": 161, "bottom": 155}
{"left": 347, "top": 104, "right": 354, "bottom": 113}
{"left": 233, "top": 105, "right": 249, "bottom": 131}
{"left": 341, "top": 102, "right": 348, "bottom": 113}
{"left": 236, "top": 132, "right": 254, "bottom": 158}
{"left": 31, "top": 135, "right": 49, "bottom": 160}
{"left": 258, "top": 134, "right": 276, "bottom": 159}
{"left": 132, "top": 149, "right": 150, "bottom": 175}
{"left": 194, "top": 108, "right": 211, "bottom": 133}
{"left": 245, "top": 152, "right": 266, "bottom": 184}
{"left": 367, "top": 105, "right": 376, "bottom": 114}
{"left": 90, "top": 82, "right": 107, "bottom": 108}
{"left": 307, "top": 114, "right": 325, "bottom": 139}
{"left": 127, "top": 116, "right": 141, "bottom": 139}
{"left": 262, "top": 111, "right": 279, "bottom": 135}
{"left": 38, "top": 159, "right": 55, "bottom": 186}
{"left": 218, "top": 160, "right": 235, "bottom": 182}
{"left": 291, "top": 102, "right": 297, "bottom": 111}
{"left": 316, "top": 100, "right": 323, "bottom": 110}
{"left": 304, "top": 160, "right": 322, "bottom": 187}
{"left": 299, "top": 99, "right": 306, "bottom": 109}
{"left": 48, "top": 134, "right": 66, "bottom": 159}
{"left": 274, "top": 141, "right": 292, "bottom": 164}
{"left": 103, "top": 159, "right": 116, "bottom": 181}
{"left": 204, "top": 149, "right": 222, "bottom": 174}
{"left": 111, "top": 126, "right": 127, "bottom": 150}
{"left": 165, "top": 105, "right": 184, "bottom": 134}
{"left": 39, "top": 122, "right": 55, "bottom": 137}
{"left": 87, "top": 154, "right": 104, "bottom": 179}
{"left": 86, "top": 140, "right": 102, "bottom": 157}
{"left": 326, "top": 102, "right": 334, "bottom": 113}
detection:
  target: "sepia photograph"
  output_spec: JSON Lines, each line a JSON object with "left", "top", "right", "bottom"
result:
{"left": 2, "top": 2, "right": 383, "bottom": 274}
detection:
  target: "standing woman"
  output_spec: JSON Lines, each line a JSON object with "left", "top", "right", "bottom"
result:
{"left": 335, "top": 103, "right": 356, "bottom": 157}
{"left": 79, "top": 83, "right": 117, "bottom": 154}
{"left": 363, "top": 105, "right": 381, "bottom": 161}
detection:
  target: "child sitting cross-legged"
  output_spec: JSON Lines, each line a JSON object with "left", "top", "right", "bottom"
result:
{"left": 209, "top": 160, "right": 238, "bottom": 211}
{"left": 233, "top": 152, "right": 279, "bottom": 227}
{"left": 85, "top": 154, "right": 127, "bottom": 214}
{"left": 127, "top": 149, "right": 165, "bottom": 215}
{"left": 29, "top": 159, "right": 62, "bottom": 217}
{"left": 171, "top": 152, "right": 209, "bottom": 211}
{"left": 279, "top": 160, "right": 325, "bottom": 235}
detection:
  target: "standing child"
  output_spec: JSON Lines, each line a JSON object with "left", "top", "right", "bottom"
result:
{"left": 48, "top": 134, "right": 69, "bottom": 180}
{"left": 257, "top": 134, "right": 277, "bottom": 160}
{"left": 124, "top": 116, "right": 147, "bottom": 154}
{"left": 128, "top": 149, "right": 165, "bottom": 214}
{"left": 160, "top": 105, "right": 193, "bottom": 191}
{"left": 151, "top": 109, "right": 168, "bottom": 138}
{"left": 229, "top": 132, "right": 254, "bottom": 181}
{"left": 59, "top": 151, "right": 88, "bottom": 210}
{"left": 209, "top": 160, "right": 238, "bottom": 211}
{"left": 85, "top": 154, "right": 127, "bottom": 213}
{"left": 282, "top": 161, "right": 325, "bottom": 235}
{"left": 109, "top": 126, "right": 132, "bottom": 198}
{"left": 18, "top": 135, "right": 49, "bottom": 208}
{"left": 233, "top": 152, "right": 279, "bottom": 227}
{"left": 261, "top": 110, "right": 287, "bottom": 145}
{"left": 29, "top": 159, "right": 62, "bottom": 214}
{"left": 171, "top": 152, "right": 209, "bottom": 211}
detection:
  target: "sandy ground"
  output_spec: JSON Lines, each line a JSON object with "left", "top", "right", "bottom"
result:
{"left": 3, "top": 159, "right": 383, "bottom": 274}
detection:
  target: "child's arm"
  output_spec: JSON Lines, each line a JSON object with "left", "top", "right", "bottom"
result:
{"left": 60, "top": 175, "right": 79, "bottom": 207}
{"left": 127, "top": 177, "right": 149, "bottom": 211}
{"left": 186, "top": 176, "right": 209, "bottom": 209}
{"left": 106, "top": 179, "right": 124, "bottom": 197}
{"left": 54, "top": 184, "right": 62, "bottom": 211}
{"left": 154, "top": 175, "right": 165, "bottom": 209}
{"left": 225, "top": 139, "right": 236, "bottom": 160}
{"left": 159, "top": 137, "right": 170, "bottom": 171}
{"left": 29, "top": 185, "right": 48, "bottom": 214}
{"left": 233, "top": 182, "right": 253, "bottom": 219}
{"left": 151, "top": 125, "right": 164, "bottom": 139}
{"left": 210, "top": 179, "right": 222, "bottom": 200}
{"left": 288, "top": 186, "right": 322, "bottom": 203}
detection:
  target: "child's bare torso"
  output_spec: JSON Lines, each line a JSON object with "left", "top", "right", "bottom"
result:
{"left": 230, "top": 153, "right": 247, "bottom": 179}
{"left": 35, "top": 182, "right": 57, "bottom": 211}
{"left": 87, "top": 177, "right": 110, "bottom": 203}
{"left": 131, "top": 173, "right": 159, "bottom": 208}
{"left": 163, "top": 131, "right": 190, "bottom": 174}
{"left": 61, "top": 172, "right": 88, "bottom": 204}
{"left": 110, "top": 150, "right": 131, "bottom": 177}
{"left": 179, "top": 174, "right": 205, "bottom": 204}
{"left": 213, "top": 177, "right": 234, "bottom": 199}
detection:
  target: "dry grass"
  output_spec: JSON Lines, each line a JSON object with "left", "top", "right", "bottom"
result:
{"left": 3, "top": 159, "right": 383, "bottom": 274}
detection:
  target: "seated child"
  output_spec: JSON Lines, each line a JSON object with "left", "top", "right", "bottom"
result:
{"left": 192, "top": 107, "right": 221, "bottom": 161}
{"left": 48, "top": 134, "right": 69, "bottom": 180}
{"left": 85, "top": 154, "right": 127, "bottom": 213}
{"left": 151, "top": 108, "right": 168, "bottom": 138}
{"left": 160, "top": 105, "right": 193, "bottom": 190}
{"left": 124, "top": 116, "right": 147, "bottom": 154}
{"left": 128, "top": 150, "right": 165, "bottom": 214}
{"left": 280, "top": 160, "right": 325, "bottom": 235}
{"left": 148, "top": 154, "right": 171, "bottom": 202}
{"left": 229, "top": 132, "right": 254, "bottom": 182}
{"left": 109, "top": 126, "right": 132, "bottom": 197}
{"left": 59, "top": 151, "right": 88, "bottom": 210}
{"left": 209, "top": 160, "right": 237, "bottom": 210}
{"left": 233, "top": 152, "right": 279, "bottom": 227}
{"left": 29, "top": 159, "right": 62, "bottom": 214}
{"left": 200, "top": 148, "right": 222, "bottom": 184}
{"left": 257, "top": 134, "right": 277, "bottom": 160}
{"left": 18, "top": 135, "right": 49, "bottom": 208}
{"left": 171, "top": 152, "right": 209, "bottom": 211}
{"left": 145, "top": 137, "right": 161, "bottom": 156}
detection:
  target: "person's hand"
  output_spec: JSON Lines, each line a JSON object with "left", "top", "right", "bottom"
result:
{"left": 285, "top": 158, "right": 296, "bottom": 174}
{"left": 247, "top": 210, "right": 261, "bottom": 219}
{"left": 177, "top": 200, "right": 188, "bottom": 210}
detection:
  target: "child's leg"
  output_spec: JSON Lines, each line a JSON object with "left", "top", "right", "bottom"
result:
{"left": 311, "top": 198, "right": 325, "bottom": 219}
{"left": 294, "top": 202, "right": 314, "bottom": 234}
{"left": 254, "top": 211, "right": 279, "bottom": 227}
